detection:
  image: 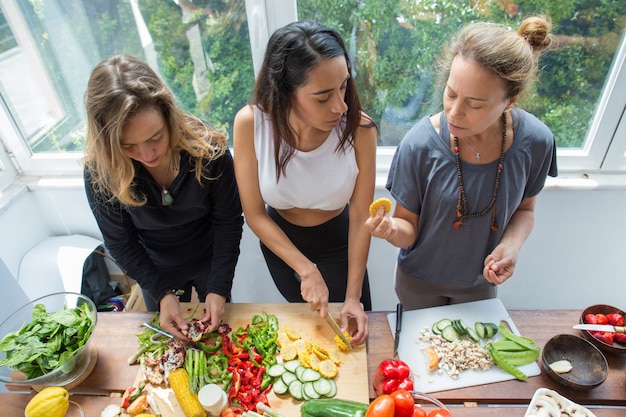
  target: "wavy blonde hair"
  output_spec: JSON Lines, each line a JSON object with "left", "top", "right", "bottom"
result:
{"left": 439, "top": 15, "right": 556, "bottom": 99}
{"left": 83, "top": 54, "right": 227, "bottom": 207}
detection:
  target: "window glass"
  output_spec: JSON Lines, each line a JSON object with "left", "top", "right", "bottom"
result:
{"left": 0, "top": 0, "right": 253, "bottom": 157}
{"left": 297, "top": 0, "right": 625, "bottom": 150}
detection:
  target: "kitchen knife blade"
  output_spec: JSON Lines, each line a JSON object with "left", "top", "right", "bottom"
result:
{"left": 143, "top": 322, "right": 174, "bottom": 338}
{"left": 324, "top": 314, "right": 352, "bottom": 350}
{"left": 573, "top": 324, "right": 626, "bottom": 333}
{"left": 393, "top": 303, "right": 403, "bottom": 357}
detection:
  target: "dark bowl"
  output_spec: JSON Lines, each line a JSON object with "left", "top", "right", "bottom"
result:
{"left": 579, "top": 304, "right": 626, "bottom": 354}
{"left": 542, "top": 334, "right": 608, "bottom": 390}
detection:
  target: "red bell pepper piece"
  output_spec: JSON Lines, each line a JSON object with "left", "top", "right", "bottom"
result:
{"left": 373, "top": 358, "right": 414, "bottom": 395}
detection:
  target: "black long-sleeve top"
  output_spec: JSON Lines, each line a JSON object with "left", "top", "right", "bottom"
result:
{"left": 84, "top": 149, "right": 243, "bottom": 305}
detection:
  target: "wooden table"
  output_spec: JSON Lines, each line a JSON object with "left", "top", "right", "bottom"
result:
{"left": 2, "top": 306, "right": 625, "bottom": 417}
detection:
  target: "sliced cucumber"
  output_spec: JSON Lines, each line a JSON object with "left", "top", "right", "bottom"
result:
{"left": 295, "top": 365, "right": 305, "bottom": 381}
{"left": 435, "top": 318, "right": 452, "bottom": 332}
{"left": 301, "top": 368, "right": 321, "bottom": 382}
{"left": 303, "top": 382, "right": 321, "bottom": 399}
{"left": 441, "top": 325, "right": 459, "bottom": 342}
{"left": 267, "top": 363, "right": 286, "bottom": 377}
{"left": 272, "top": 377, "right": 289, "bottom": 395}
{"left": 283, "top": 359, "right": 301, "bottom": 373}
{"left": 288, "top": 379, "right": 304, "bottom": 401}
{"left": 466, "top": 327, "right": 480, "bottom": 343}
{"left": 485, "top": 322, "right": 498, "bottom": 338}
{"left": 326, "top": 377, "right": 337, "bottom": 397}
{"left": 475, "top": 322, "right": 486, "bottom": 339}
{"left": 281, "top": 370, "right": 297, "bottom": 385}
{"left": 312, "top": 377, "right": 333, "bottom": 396}
{"left": 451, "top": 319, "right": 466, "bottom": 336}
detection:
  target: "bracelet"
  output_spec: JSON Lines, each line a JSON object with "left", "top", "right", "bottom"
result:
{"left": 345, "top": 297, "right": 360, "bottom": 302}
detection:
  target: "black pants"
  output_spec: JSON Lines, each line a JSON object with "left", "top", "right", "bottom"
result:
{"left": 261, "top": 205, "right": 372, "bottom": 311}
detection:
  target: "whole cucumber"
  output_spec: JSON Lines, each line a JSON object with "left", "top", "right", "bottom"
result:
{"left": 300, "top": 398, "right": 369, "bottom": 417}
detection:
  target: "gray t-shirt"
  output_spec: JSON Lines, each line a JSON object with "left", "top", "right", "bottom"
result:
{"left": 386, "top": 108, "right": 557, "bottom": 288}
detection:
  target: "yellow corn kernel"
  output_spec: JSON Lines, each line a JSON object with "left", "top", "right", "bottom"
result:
{"left": 279, "top": 342, "right": 297, "bottom": 361}
{"left": 309, "top": 341, "right": 329, "bottom": 356}
{"left": 334, "top": 330, "right": 352, "bottom": 351}
{"left": 298, "top": 351, "right": 311, "bottom": 368}
{"left": 168, "top": 368, "right": 207, "bottom": 417}
{"left": 318, "top": 359, "right": 338, "bottom": 378}
{"left": 308, "top": 352, "right": 321, "bottom": 371}
{"left": 328, "top": 350, "right": 343, "bottom": 365}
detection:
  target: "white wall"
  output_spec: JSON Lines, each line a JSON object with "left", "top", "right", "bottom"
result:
{"left": 1, "top": 185, "right": 625, "bottom": 311}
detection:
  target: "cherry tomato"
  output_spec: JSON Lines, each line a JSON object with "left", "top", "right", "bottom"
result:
{"left": 365, "top": 394, "right": 395, "bottom": 417}
{"left": 411, "top": 406, "right": 427, "bottom": 417}
{"left": 428, "top": 408, "right": 453, "bottom": 417}
{"left": 390, "top": 389, "right": 414, "bottom": 417}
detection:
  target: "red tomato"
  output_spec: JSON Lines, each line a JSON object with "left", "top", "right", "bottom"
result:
{"left": 595, "top": 314, "right": 609, "bottom": 325}
{"left": 366, "top": 394, "right": 395, "bottom": 417}
{"left": 584, "top": 314, "right": 598, "bottom": 324}
{"left": 427, "top": 409, "right": 453, "bottom": 417}
{"left": 607, "top": 313, "right": 625, "bottom": 326}
{"left": 390, "top": 389, "right": 414, "bottom": 417}
{"left": 412, "top": 406, "right": 427, "bottom": 417}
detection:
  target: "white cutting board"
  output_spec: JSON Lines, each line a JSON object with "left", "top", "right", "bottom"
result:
{"left": 387, "top": 298, "right": 541, "bottom": 393}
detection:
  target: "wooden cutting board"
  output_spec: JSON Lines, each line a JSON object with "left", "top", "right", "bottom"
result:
{"left": 144, "top": 303, "right": 369, "bottom": 416}
{"left": 387, "top": 298, "right": 541, "bottom": 393}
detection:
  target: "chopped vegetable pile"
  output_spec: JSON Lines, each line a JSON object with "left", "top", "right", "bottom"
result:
{"left": 0, "top": 302, "right": 95, "bottom": 379}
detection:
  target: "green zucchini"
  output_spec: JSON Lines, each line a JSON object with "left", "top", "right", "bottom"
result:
{"left": 300, "top": 398, "right": 369, "bottom": 417}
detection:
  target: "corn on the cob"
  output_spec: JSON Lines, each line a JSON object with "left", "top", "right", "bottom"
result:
{"left": 168, "top": 368, "right": 207, "bottom": 417}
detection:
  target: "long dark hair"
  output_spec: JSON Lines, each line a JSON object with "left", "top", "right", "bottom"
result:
{"left": 253, "top": 20, "right": 372, "bottom": 180}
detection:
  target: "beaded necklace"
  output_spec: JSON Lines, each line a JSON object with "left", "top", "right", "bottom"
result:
{"left": 452, "top": 112, "right": 506, "bottom": 231}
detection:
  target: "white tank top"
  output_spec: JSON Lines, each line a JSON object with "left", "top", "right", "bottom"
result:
{"left": 254, "top": 106, "right": 359, "bottom": 210}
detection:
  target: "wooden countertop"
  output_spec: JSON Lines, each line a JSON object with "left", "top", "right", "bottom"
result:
{"left": 2, "top": 304, "right": 625, "bottom": 416}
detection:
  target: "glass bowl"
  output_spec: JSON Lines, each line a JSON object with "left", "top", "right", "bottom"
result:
{"left": 411, "top": 391, "right": 452, "bottom": 415}
{"left": 0, "top": 292, "right": 97, "bottom": 387}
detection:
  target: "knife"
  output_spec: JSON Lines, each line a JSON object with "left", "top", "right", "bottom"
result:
{"left": 324, "top": 314, "right": 352, "bottom": 350}
{"left": 573, "top": 324, "right": 626, "bottom": 333}
{"left": 393, "top": 303, "right": 403, "bottom": 357}
{"left": 143, "top": 322, "right": 174, "bottom": 338}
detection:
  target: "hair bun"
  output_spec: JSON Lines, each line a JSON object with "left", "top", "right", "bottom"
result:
{"left": 518, "top": 15, "right": 555, "bottom": 54}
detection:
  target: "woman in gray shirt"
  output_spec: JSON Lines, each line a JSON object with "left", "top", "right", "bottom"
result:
{"left": 366, "top": 16, "right": 558, "bottom": 310}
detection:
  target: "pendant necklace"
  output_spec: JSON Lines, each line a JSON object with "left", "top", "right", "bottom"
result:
{"left": 159, "top": 153, "right": 179, "bottom": 207}
{"left": 452, "top": 112, "right": 507, "bottom": 231}
{"left": 161, "top": 187, "right": 174, "bottom": 206}
{"left": 460, "top": 131, "right": 500, "bottom": 163}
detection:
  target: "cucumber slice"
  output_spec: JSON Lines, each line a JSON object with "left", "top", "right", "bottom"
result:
{"left": 272, "top": 377, "right": 289, "bottom": 395}
{"left": 295, "top": 365, "right": 305, "bottom": 381}
{"left": 435, "top": 318, "right": 452, "bottom": 332}
{"left": 431, "top": 323, "right": 442, "bottom": 335}
{"left": 267, "top": 363, "right": 286, "bottom": 377}
{"left": 451, "top": 319, "right": 466, "bottom": 336}
{"left": 486, "top": 322, "right": 498, "bottom": 338}
{"left": 301, "top": 368, "right": 321, "bottom": 382}
{"left": 303, "top": 382, "right": 321, "bottom": 399}
{"left": 441, "top": 325, "right": 459, "bottom": 342}
{"left": 475, "top": 322, "right": 486, "bottom": 339}
{"left": 289, "top": 379, "right": 304, "bottom": 401}
{"left": 326, "top": 378, "right": 337, "bottom": 397}
{"left": 283, "top": 359, "right": 301, "bottom": 373}
{"left": 281, "top": 370, "right": 297, "bottom": 385}
{"left": 312, "top": 377, "right": 332, "bottom": 396}
{"left": 466, "top": 327, "right": 480, "bottom": 343}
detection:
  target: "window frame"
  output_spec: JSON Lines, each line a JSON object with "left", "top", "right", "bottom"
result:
{"left": 0, "top": 0, "right": 624, "bottom": 181}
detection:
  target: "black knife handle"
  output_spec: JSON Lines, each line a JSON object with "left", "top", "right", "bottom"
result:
{"left": 395, "top": 303, "right": 403, "bottom": 333}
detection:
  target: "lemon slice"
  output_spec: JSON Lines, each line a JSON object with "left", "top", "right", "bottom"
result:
{"left": 369, "top": 197, "right": 392, "bottom": 216}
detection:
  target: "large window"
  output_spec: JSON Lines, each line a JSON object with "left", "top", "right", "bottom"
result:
{"left": 0, "top": 0, "right": 624, "bottom": 184}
